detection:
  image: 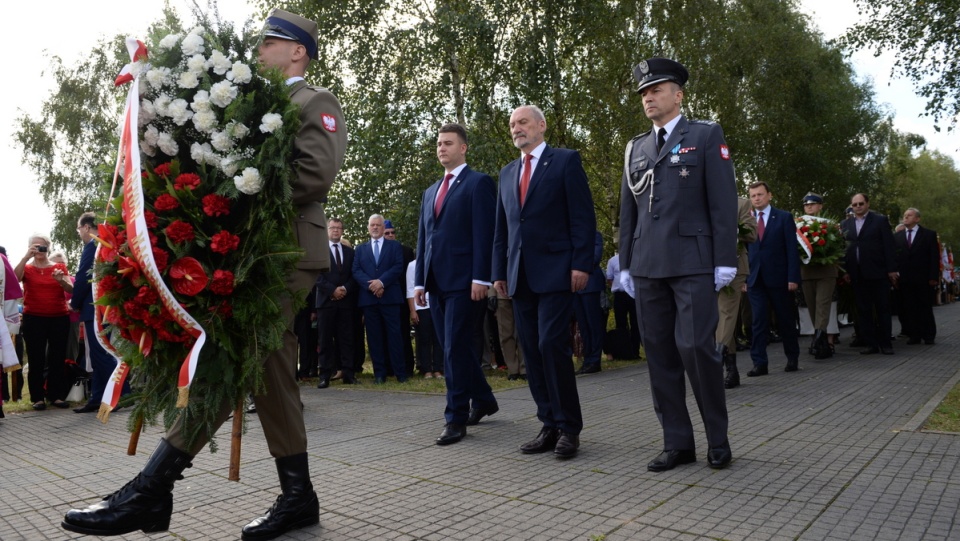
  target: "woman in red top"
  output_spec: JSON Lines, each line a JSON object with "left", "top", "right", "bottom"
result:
{"left": 14, "top": 234, "right": 72, "bottom": 410}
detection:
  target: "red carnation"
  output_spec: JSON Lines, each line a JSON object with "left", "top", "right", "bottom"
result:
{"left": 97, "top": 274, "right": 122, "bottom": 294}
{"left": 123, "top": 299, "right": 150, "bottom": 320}
{"left": 144, "top": 210, "right": 158, "bottom": 229}
{"left": 152, "top": 247, "right": 170, "bottom": 273}
{"left": 154, "top": 163, "right": 172, "bottom": 177}
{"left": 174, "top": 172, "right": 201, "bottom": 191}
{"left": 801, "top": 225, "right": 810, "bottom": 233}
{"left": 818, "top": 238, "right": 826, "bottom": 246}
{"left": 169, "top": 257, "right": 208, "bottom": 296}
{"left": 210, "top": 269, "right": 235, "bottom": 295}
{"left": 210, "top": 230, "right": 240, "bottom": 255}
{"left": 209, "top": 300, "right": 233, "bottom": 319}
{"left": 141, "top": 171, "right": 149, "bottom": 179}
{"left": 165, "top": 220, "right": 195, "bottom": 244}
{"left": 135, "top": 286, "right": 160, "bottom": 306}
{"left": 202, "top": 194, "right": 232, "bottom": 217}
{"left": 154, "top": 194, "right": 180, "bottom": 212}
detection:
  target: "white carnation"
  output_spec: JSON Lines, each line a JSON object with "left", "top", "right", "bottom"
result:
{"left": 145, "top": 67, "right": 171, "bottom": 90}
{"left": 191, "top": 142, "right": 217, "bottom": 165}
{"left": 209, "top": 80, "right": 238, "bottom": 108}
{"left": 207, "top": 50, "right": 232, "bottom": 75}
{"left": 177, "top": 70, "right": 200, "bottom": 89}
{"left": 181, "top": 32, "right": 205, "bottom": 56}
{"left": 226, "top": 62, "right": 252, "bottom": 84}
{"left": 229, "top": 122, "right": 249, "bottom": 140}
{"left": 190, "top": 90, "right": 211, "bottom": 112}
{"left": 167, "top": 99, "right": 193, "bottom": 126}
{"left": 191, "top": 109, "right": 218, "bottom": 133}
{"left": 158, "top": 34, "right": 181, "bottom": 51}
{"left": 259, "top": 113, "right": 283, "bottom": 133}
{"left": 220, "top": 155, "right": 241, "bottom": 177}
{"left": 153, "top": 94, "right": 172, "bottom": 117}
{"left": 234, "top": 167, "right": 263, "bottom": 195}
{"left": 186, "top": 53, "right": 207, "bottom": 73}
{"left": 157, "top": 131, "right": 179, "bottom": 156}
{"left": 211, "top": 130, "right": 234, "bottom": 152}
{"left": 141, "top": 125, "right": 160, "bottom": 157}
{"left": 139, "top": 100, "right": 156, "bottom": 127}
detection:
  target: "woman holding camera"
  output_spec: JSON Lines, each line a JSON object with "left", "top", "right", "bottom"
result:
{"left": 14, "top": 234, "right": 72, "bottom": 410}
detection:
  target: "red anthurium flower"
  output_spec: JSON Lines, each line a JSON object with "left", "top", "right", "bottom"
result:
{"left": 210, "top": 230, "right": 240, "bottom": 254}
{"left": 202, "top": 194, "right": 232, "bottom": 217}
{"left": 174, "top": 172, "right": 201, "bottom": 191}
{"left": 130, "top": 327, "right": 154, "bottom": 357}
{"left": 117, "top": 256, "right": 142, "bottom": 283}
{"left": 96, "top": 224, "right": 120, "bottom": 263}
{"left": 169, "top": 257, "right": 208, "bottom": 296}
{"left": 154, "top": 193, "right": 180, "bottom": 212}
{"left": 165, "top": 220, "right": 195, "bottom": 244}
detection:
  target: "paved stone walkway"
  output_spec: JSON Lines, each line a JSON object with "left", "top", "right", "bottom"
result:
{"left": 2, "top": 302, "right": 959, "bottom": 540}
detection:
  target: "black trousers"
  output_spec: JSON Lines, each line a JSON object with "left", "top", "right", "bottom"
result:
{"left": 898, "top": 281, "right": 937, "bottom": 341}
{"left": 852, "top": 277, "right": 893, "bottom": 349}
{"left": 22, "top": 313, "right": 70, "bottom": 403}
{"left": 318, "top": 302, "right": 356, "bottom": 378}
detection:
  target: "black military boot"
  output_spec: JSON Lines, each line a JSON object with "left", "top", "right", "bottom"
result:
{"left": 241, "top": 452, "right": 319, "bottom": 541}
{"left": 813, "top": 329, "right": 833, "bottom": 359}
{"left": 62, "top": 438, "right": 192, "bottom": 536}
{"left": 724, "top": 351, "right": 740, "bottom": 389}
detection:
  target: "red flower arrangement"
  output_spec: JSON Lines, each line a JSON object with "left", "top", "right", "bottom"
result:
{"left": 796, "top": 216, "right": 845, "bottom": 266}
{"left": 174, "top": 172, "right": 201, "bottom": 191}
{"left": 165, "top": 220, "right": 195, "bottom": 244}
{"left": 210, "top": 230, "right": 240, "bottom": 254}
{"left": 168, "top": 257, "right": 208, "bottom": 296}
{"left": 202, "top": 194, "right": 231, "bottom": 217}
{"left": 154, "top": 194, "right": 180, "bottom": 212}
{"left": 210, "top": 270, "right": 235, "bottom": 295}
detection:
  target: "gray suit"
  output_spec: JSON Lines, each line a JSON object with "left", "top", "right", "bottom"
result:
{"left": 619, "top": 115, "right": 737, "bottom": 451}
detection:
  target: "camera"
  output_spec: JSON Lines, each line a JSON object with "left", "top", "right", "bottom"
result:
{"left": 37, "top": 246, "right": 48, "bottom": 253}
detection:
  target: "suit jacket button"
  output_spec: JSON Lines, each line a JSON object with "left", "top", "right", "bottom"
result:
{"left": 654, "top": 196, "right": 660, "bottom": 202}
{"left": 653, "top": 215, "right": 660, "bottom": 220}
{"left": 655, "top": 179, "right": 661, "bottom": 184}
{"left": 698, "top": 228, "right": 703, "bottom": 232}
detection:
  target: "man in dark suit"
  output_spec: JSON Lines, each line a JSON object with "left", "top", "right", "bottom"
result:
{"left": 384, "top": 220, "right": 416, "bottom": 376}
{"left": 71, "top": 212, "right": 130, "bottom": 414}
{"left": 63, "top": 10, "right": 348, "bottom": 540}
{"left": 619, "top": 58, "right": 736, "bottom": 472}
{"left": 894, "top": 208, "right": 940, "bottom": 345}
{"left": 415, "top": 123, "right": 498, "bottom": 446}
{"left": 315, "top": 218, "right": 358, "bottom": 388}
{"left": 573, "top": 231, "right": 606, "bottom": 374}
{"left": 493, "top": 105, "right": 595, "bottom": 460}
{"left": 353, "top": 214, "right": 408, "bottom": 383}
{"left": 841, "top": 193, "right": 898, "bottom": 355}
{"left": 745, "top": 181, "right": 802, "bottom": 375}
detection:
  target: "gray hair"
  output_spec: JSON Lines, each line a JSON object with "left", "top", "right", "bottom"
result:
{"left": 906, "top": 207, "right": 921, "bottom": 218}
{"left": 518, "top": 104, "right": 546, "bottom": 122}
{"left": 368, "top": 214, "right": 384, "bottom": 224}
{"left": 28, "top": 233, "right": 51, "bottom": 247}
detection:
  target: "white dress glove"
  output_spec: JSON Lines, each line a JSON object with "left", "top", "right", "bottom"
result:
{"left": 619, "top": 270, "right": 635, "bottom": 299}
{"left": 714, "top": 266, "right": 737, "bottom": 291}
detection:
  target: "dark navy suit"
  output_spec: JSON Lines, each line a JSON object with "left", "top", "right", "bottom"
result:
{"left": 416, "top": 165, "right": 498, "bottom": 425}
{"left": 493, "top": 144, "right": 596, "bottom": 436}
{"left": 573, "top": 231, "right": 606, "bottom": 370}
{"left": 746, "top": 205, "right": 802, "bottom": 368}
{"left": 353, "top": 237, "right": 406, "bottom": 380}
{"left": 315, "top": 242, "right": 357, "bottom": 379}
{"left": 71, "top": 238, "right": 128, "bottom": 407}
{"left": 894, "top": 225, "right": 940, "bottom": 342}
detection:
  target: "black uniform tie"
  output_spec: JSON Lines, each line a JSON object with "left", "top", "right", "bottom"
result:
{"left": 656, "top": 127, "right": 667, "bottom": 153}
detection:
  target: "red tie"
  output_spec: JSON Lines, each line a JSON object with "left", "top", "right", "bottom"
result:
{"left": 519, "top": 154, "right": 533, "bottom": 206}
{"left": 434, "top": 173, "right": 453, "bottom": 217}
{"left": 756, "top": 211, "right": 765, "bottom": 240}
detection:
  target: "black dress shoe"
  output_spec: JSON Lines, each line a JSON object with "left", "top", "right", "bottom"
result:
{"left": 341, "top": 376, "right": 357, "bottom": 384}
{"left": 316, "top": 377, "right": 329, "bottom": 389}
{"left": 707, "top": 443, "right": 732, "bottom": 469}
{"left": 466, "top": 403, "right": 499, "bottom": 426}
{"left": 74, "top": 403, "right": 99, "bottom": 414}
{"left": 784, "top": 360, "right": 798, "bottom": 372}
{"left": 850, "top": 337, "right": 865, "bottom": 347}
{"left": 576, "top": 364, "right": 601, "bottom": 375}
{"left": 507, "top": 374, "right": 520, "bottom": 381}
{"left": 520, "top": 427, "right": 559, "bottom": 454}
{"left": 647, "top": 449, "right": 696, "bottom": 472}
{"left": 436, "top": 424, "right": 466, "bottom": 445}
{"left": 859, "top": 347, "right": 879, "bottom": 355}
{"left": 881, "top": 347, "right": 894, "bottom": 355}
{"left": 746, "top": 366, "right": 768, "bottom": 377}
{"left": 554, "top": 432, "right": 579, "bottom": 459}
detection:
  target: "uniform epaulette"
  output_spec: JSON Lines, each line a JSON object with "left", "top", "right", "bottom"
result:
{"left": 688, "top": 119, "right": 717, "bottom": 126}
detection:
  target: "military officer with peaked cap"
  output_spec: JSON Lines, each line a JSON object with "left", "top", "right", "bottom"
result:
{"left": 62, "top": 8, "right": 348, "bottom": 541}
{"left": 799, "top": 192, "right": 839, "bottom": 359}
{"left": 618, "top": 57, "right": 738, "bottom": 472}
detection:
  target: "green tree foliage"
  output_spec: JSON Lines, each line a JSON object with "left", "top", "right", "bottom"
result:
{"left": 890, "top": 150, "right": 960, "bottom": 247}
{"left": 842, "top": 0, "right": 960, "bottom": 131}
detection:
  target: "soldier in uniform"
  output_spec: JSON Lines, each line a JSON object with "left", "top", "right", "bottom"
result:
{"left": 618, "top": 58, "right": 737, "bottom": 472}
{"left": 62, "top": 9, "right": 348, "bottom": 540}
{"left": 799, "top": 192, "right": 839, "bottom": 358}
{"left": 716, "top": 197, "right": 757, "bottom": 388}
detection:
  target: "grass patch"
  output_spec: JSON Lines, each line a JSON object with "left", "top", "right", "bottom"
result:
{"left": 924, "top": 381, "right": 960, "bottom": 432}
